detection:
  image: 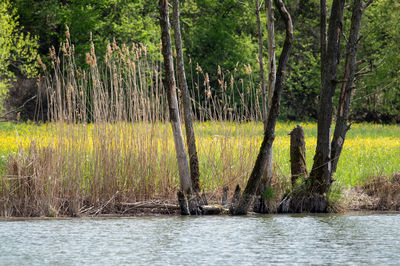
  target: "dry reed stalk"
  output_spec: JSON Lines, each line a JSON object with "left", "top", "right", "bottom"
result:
{"left": 0, "top": 33, "right": 276, "bottom": 217}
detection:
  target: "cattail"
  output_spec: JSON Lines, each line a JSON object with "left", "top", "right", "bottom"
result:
{"left": 106, "top": 43, "right": 112, "bottom": 58}
{"left": 124, "top": 44, "right": 130, "bottom": 57}
{"left": 86, "top": 53, "right": 93, "bottom": 66}
{"left": 62, "top": 43, "right": 68, "bottom": 55}
{"left": 38, "top": 55, "right": 46, "bottom": 71}
{"left": 205, "top": 89, "right": 212, "bottom": 99}
{"left": 49, "top": 46, "right": 56, "bottom": 60}
{"left": 90, "top": 42, "right": 95, "bottom": 56}
{"left": 203, "top": 73, "right": 209, "bottom": 86}
{"left": 245, "top": 64, "right": 252, "bottom": 75}
{"left": 140, "top": 43, "right": 147, "bottom": 55}
{"left": 196, "top": 64, "right": 202, "bottom": 73}
{"left": 218, "top": 65, "right": 221, "bottom": 75}
{"left": 65, "top": 25, "right": 70, "bottom": 39}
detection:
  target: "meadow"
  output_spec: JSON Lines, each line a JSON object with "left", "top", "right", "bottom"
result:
{"left": 1, "top": 36, "right": 399, "bottom": 216}
{"left": 1, "top": 121, "right": 399, "bottom": 216}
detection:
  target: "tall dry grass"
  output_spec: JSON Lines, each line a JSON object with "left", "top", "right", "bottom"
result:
{"left": 0, "top": 32, "right": 269, "bottom": 217}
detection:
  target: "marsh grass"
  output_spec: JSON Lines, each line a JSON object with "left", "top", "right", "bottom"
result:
{"left": 0, "top": 34, "right": 399, "bottom": 216}
{"left": 1, "top": 121, "right": 399, "bottom": 216}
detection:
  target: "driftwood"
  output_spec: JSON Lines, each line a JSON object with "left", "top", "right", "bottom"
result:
{"left": 119, "top": 200, "right": 228, "bottom": 215}
{"left": 119, "top": 202, "right": 180, "bottom": 210}
{"left": 200, "top": 205, "right": 229, "bottom": 215}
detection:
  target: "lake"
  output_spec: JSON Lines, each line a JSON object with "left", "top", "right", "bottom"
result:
{"left": 1, "top": 214, "right": 399, "bottom": 265}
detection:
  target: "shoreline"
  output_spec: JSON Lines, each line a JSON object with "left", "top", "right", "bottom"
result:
{"left": 1, "top": 210, "right": 399, "bottom": 221}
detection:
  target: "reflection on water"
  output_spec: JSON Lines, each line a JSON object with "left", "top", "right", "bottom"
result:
{"left": 1, "top": 214, "right": 399, "bottom": 265}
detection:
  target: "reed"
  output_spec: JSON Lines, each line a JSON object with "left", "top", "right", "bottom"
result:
{"left": 1, "top": 34, "right": 399, "bottom": 216}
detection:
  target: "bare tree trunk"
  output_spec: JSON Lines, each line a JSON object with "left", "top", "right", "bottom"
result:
{"left": 290, "top": 125, "right": 307, "bottom": 188}
{"left": 266, "top": 0, "right": 276, "bottom": 111}
{"left": 172, "top": 0, "right": 201, "bottom": 193}
{"left": 253, "top": 0, "right": 276, "bottom": 214}
{"left": 320, "top": 0, "right": 327, "bottom": 81}
{"left": 158, "top": 0, "right": 192, "bottom": 195}
{"left": 309, "top": 0, "right": 345, "bottom": 198}
{"left": 265, "top": 0, "right": 276, "bottom": 187}
{"left": 256, "top": 0, "right": 267, "bottom": 130}
{"left": 231, "top": 0, "right": 293, "bottom": 215}
{"left": 331, "top": 0, "right": 365, "bottom": 174}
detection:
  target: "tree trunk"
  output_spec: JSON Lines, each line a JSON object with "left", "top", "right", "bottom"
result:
{"left": 309, "top": 0, "right": 345, "bottom": 198}
{"left": 253, "top": 0, "right": 276, "bottom": 214}
{"left": 290, "top": 125, "right": 307, "bottom": 188}
{"left": 158, "top": 0, "right": 192, "bottom": 195}
{"left": 256, "top": 0, "right": 267, "bottom": 130}
{"left": 331, "top": 0, "right": 364, "bottom": 174}
{"left": 320, "top": 0, "right": 327, "bottom": 81}
{"left": 264, "top": 0, "right": 276, "bottom": 189}
{"left": 265, "top": 0, "right": 276, "bottom": 187}
{"left": 172, "top": 0, "right": 201, "bottom": 193}
{"left": 231, "top": 0, "right": 293, "bottom": 215}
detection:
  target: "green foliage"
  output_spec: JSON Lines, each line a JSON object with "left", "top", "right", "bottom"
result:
{"left": 262, "top": 186, "right": 275, "bottom": 200}
{"left": 7, "top": 0, "right": 400, "bottom": 123}
{"left": 0, "top": 0, "right": 38, "bottom": 111}
{"left": 279, "top": 0, "right": 321, "bottom": 120}
{"left": 351, "top": 0, "right": 400, "bottom": 123}
{"left": 14, "top": 0, "right": 160, "bottom": 66}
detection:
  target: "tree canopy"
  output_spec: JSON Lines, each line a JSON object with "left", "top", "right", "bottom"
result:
{"left": 1, "top": 0, "right": 399, "bottom": 122}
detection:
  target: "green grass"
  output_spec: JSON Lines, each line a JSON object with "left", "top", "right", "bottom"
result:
{"left": 1, "top": 121, "right": 399, "bottom": 190}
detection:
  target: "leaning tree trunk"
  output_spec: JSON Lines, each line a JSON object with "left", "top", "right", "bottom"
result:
{"left": 308, "top": 0, "right": 345, "bottom": 199}
{"left": 172, "top": 0, "right": 201, "bottom": 193}
{"left": 230, "top": 0, "right": 293, "bottom": 215}
{"left": 331, "top": 0, "right": 365, "bottom": 174}
{"left": 253, "top": 0, "right": 276, "bottom": 214}
{"left": 158, "top": 0, "right": 192, "bottom": 196}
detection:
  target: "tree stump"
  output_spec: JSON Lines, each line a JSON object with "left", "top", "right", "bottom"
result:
{"left": 289, "top": 125, "right": 307, "bottom": 189}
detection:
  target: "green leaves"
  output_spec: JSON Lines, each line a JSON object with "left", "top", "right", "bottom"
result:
{"left": 0, "top": 0, "right": 39, "bottom": 112}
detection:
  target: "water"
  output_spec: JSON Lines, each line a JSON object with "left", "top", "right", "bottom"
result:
{"left": 1, "top": 214, "right": 400, "bottom": 265}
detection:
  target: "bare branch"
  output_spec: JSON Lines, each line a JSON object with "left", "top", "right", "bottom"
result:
{"left": 0, "top": 95, "right": 37, "bottom": 120}
{"left": 363, "top": 0, "right": 375, "bottom": 10}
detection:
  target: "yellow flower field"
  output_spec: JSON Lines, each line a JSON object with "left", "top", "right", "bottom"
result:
{"left": 1, "top": 121, "right": 399, "bottom": 191}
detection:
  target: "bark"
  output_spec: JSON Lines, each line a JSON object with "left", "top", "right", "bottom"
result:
{"left": 320, "top": 0, "right": 327, "bottom": 80}
{"left": 256, "top": 0, "right": 267, "bottom": 129}
{"left": 229, "top": 185, "right": 241, "bottom": 213}
{"left": 309, "top": 0, "right": 345, "bottom": 196}
{"left": 231, "top": 0, "right": 293, "bottom": 215}
{"left": 172, "top": 0, "right": 201, "bottom": 193}
{"left": 253, "top": 0, "right": 276, "bottom": 214}
{"left": 290, "top": 125, "right": 307, "bottom": 188}
{"left": 158, "top": 0, "right": 192, "bottom": 195}
{"left": 265, "top": 0, "right": 276, "bottom": 188}
{"left": 266, "top": 0, "right": 276, "bottom": 112}
{"left": 177, "top": 191, "right": 190, "bottom": 215}
{"left": 331, "top": 0, "right": 364, "bottom": 174}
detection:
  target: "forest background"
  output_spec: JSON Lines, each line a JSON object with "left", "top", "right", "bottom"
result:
{"left": 1, "top": 0, "right": 399, "bottom": 123}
